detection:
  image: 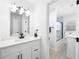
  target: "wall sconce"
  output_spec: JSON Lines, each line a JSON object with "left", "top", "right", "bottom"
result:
{"left": 10, "top": 3, "right": 31, "bottom": 16}
{"left": 19, "top": 8, "right": 30, "bottom": 16}
{"left": 19, "top": 7, "right": 24, "bottom": 15}
{"left": 25, "top": 9, "right": 30, "bottom": 16}
{"left": 10, "top": 3, "right": 18, "bottom": 13}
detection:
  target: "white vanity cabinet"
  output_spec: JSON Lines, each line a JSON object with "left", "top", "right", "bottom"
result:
{"left": 66, "top": 37, "right": 76, "bottom": 59}
{"left": 76, "top": 42, "right": 79, "bottom": 59}
{"left": 31, "top": 40, "right": 40, "bottom": 59}
{"left": 0, "top": 44, "right": 31, "bottom": 59}
{"left": 2, "top": 51, "right": 18, "bottom": 59}
{"left": 0, "top": 45, "right": 20, "bottom": 59}
{"left": 0, "top": 39, "right": 40, "bottom": 59}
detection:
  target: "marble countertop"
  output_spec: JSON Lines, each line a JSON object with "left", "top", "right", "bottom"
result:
{"left": 0, "top": 36, "right": 40, "bottom": 49}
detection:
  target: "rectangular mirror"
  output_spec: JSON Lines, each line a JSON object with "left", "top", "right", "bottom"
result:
{"left": 10, "top": 11, "right": 29, "bottom": 36}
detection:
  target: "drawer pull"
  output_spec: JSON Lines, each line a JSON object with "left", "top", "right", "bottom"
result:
{"left": 34, "top": 49, "right": 39, "bottom": 51}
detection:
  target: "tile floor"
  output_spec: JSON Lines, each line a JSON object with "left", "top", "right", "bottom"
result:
{"left": 49, "top": 43, "right": 71, "bottom": 59}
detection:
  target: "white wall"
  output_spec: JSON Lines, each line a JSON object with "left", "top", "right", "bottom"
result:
{"left": 0, "top": 0, "right": 10, "bottom": 38}
{"left": 30, "top": 3, "right": 49, "bottom": 59}
{"left": 76, "top": 14, "right": 79, "bottom": 33}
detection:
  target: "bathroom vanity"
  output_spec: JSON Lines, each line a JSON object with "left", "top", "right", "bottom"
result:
{"left": 66, "top": 35, "right": 79, "bottom": 59}
{"left": 0, "top": 37, "right": 40, "bottom": 59}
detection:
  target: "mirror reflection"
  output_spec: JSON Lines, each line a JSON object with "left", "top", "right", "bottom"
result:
{"left": 10, "top": 3, "right": 30, "bottom": 37}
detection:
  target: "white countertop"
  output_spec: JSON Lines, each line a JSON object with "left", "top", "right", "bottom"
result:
{"left": 0, "top": 36, "right": 40, "bottom": 49}
{"left": 65, "top": 35, "right": 77, "bottom": 38}
{"left": 65, "top": 32, "right": 79, "bottom": 38}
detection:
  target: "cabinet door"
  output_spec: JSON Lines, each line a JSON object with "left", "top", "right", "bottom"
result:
{"left": 21, "top": 48, "right": 31, "bottom": 59}
{"left": 76, "top": 42, "right": 79, "bottom": 59}
{"left": 32, "top": 48, "right": 40, "bottom": 59}
{"left": 67, "top": 37, "right": 76, "bottom": 59}
{"left": 31, "top": 42, "right": 40, "bottom": 59}
{"left": 2, "top": 52, "right": 18, "bottom": 59}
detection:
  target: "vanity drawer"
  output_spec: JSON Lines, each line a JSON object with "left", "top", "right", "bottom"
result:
{"left": 0, "top": 45, "right": 20, "bottom": 57}
{"left": 32, "top": 44, "right": 40, "bottom": 52}
{"left": 0, "top": 42, "right": 28, "bottom": 57}
{"left": 31, "top": 46, "right": 40, "bottom": 59}
{"left": 31, "top": 40, "right": 40, "bottom": 59}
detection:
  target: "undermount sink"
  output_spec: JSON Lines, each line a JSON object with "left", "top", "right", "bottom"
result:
{"left": 0, "top": 35, "right": 39, "bottom": 49}
{"left": 14, "top": 35, "right": 32, "bottom": 42}
{"left": 0, "top": 35, "right": 34, "bottom": 43}
{"left": 14, "top": 38, "right": 27, "bottom": 42}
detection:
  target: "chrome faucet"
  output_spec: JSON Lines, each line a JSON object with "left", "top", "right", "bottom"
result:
{"left": 19, "top": 33, "right": 24, "bottom": 39}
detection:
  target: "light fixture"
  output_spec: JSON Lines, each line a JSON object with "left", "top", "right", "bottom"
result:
{"left": 25, "top": 9, "right": 30, "bottom": 16}
{"left": 19, "top": 7, "right": 24, "bottom": 15}
{"left": 10, "top": 3, "right": 18, "bottom": 13}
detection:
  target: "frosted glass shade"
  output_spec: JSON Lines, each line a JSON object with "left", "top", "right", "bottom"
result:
{"left": 25, "top": 9, "right": 30, "bottom": 16}
{"left": 10, "top": 4, "right": 18, "bottom": 13}
{"left": 19, "top": 7, "right": 24, "bottom": 15}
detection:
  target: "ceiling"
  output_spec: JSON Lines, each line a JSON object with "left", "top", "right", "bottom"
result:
{"left": 23, "top": 0, "right": 79, "bottom": 16}
{"left": 22, "top": 0, "right": 56, "bottom": 11}
{"left": 49, "top": 0, "right": 79, "bottom": 16}
{"left": 25, "top": 0, "right": 54, "bottom": 4}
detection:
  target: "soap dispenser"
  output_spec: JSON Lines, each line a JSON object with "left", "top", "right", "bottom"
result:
{"left": 34, "top": 29, "right": 38, "bottom": 37}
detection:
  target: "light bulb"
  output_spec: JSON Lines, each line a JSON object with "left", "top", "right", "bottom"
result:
{"left": 19, "top": 7, "right": 24, "bottom": 14}
{"left": 10, "top": 4, "right": 18, "bottom": 13}
{"left": 25, "top": 9, "right": 30, "bottom": 16}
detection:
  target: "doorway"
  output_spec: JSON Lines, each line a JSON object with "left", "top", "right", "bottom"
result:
{"left": 48, "top": 7, "right": 69, "bottom": 59}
